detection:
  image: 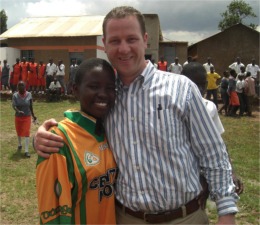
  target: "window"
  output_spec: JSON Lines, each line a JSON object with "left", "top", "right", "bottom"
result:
{"left": 21, "top": 50, "right": 34, "bottom": 61}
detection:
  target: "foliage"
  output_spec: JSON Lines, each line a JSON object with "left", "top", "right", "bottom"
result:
{"left": 218, "top": 0, "right": 257, "bottom": 31}
{"left": 0, "top": 9, "right": 8, "bottom": 34}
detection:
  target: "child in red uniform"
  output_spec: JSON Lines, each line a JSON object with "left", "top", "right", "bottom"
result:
{"left": 37, "top": 61, "right": 46, "bottom": 94}
{"left": 20, "top": 57, "right": 30, "bottom": 88}
{"left": 12, "top": 58, "right": 21, "bottom": 92}
{"left": 28, "top": 58, "right": 38, "bottom": 93}
{"left": 12, "top": 81, "right": 36, "bottom": 157}
{"left": 36, "top": 58, "right": 118, "bottom": 224}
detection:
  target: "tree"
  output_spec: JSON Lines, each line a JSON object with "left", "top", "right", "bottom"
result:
{"left": 0, "top": 9, "right": 8, "bottom": 34}
{"left": 218, "top": 0, "right": 257, "bottom": 31}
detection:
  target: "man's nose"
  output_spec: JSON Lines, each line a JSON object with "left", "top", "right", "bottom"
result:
{"left": 118, "top": 41, "right": 130, "bottom": 53}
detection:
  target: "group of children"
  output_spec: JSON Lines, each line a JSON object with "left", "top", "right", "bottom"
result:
{"left": 0, "top": 57, "right": 46, "bottom": 94}
{"left": 219, "top": 68, "right": 256, "bottom": 117}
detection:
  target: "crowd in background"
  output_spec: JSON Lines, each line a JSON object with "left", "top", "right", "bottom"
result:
{"left": 153, "top": 56, "right": 259, "bottom": 117}
{"left": 0, "top": 57, "right": 79, "bottom": 101}
{"left": 0, "top": 55, "right": 259, "bottom": 114}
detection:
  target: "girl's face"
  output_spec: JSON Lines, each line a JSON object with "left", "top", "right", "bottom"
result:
{"left": 74, "top": 66, "right": 116, "bottom": 119}
{"left": 18, "top": 83, "right": 25, "bottom": 94}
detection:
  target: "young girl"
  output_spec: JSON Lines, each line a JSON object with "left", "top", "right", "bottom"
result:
{"left": 228, "top": 69, "right": 240, "bottom": 116}
{"left": 36, "top": 58, "right": 118, "bottom": 224}
{"left": 12, "top": 81, "right": 36, "bottom": 157}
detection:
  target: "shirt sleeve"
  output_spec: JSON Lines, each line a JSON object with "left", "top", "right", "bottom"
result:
{"left": 36, "top": 144, "right": 73, "bottom": 224}
{"left": 186, "top": 83, "right": 239, "bottom": 216}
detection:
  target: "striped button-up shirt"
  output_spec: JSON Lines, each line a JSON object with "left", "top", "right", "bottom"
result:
{"left": 105, "top": 61, "right": 238, "bottom": 216}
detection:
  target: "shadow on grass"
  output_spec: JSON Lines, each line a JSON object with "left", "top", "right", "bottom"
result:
{"left": 10, "top": 151, "right": 24, "bottom": 161}
{"left": 9, "top": 150, "right": 32, "bottom": 161}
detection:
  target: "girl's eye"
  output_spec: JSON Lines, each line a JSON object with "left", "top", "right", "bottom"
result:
{"left": 107, "top": 87, "right": 116, "bottom": 92}
{"left": 88, "top": 85, "right": 98, "bottom": 89}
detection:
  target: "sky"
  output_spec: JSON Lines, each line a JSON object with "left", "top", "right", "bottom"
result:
{"left": 1, "top": 0, "right": 259, "bottom": 45}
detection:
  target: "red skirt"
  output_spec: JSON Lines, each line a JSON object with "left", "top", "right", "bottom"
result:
{"left": 15, "top": 116, "right": 31, "bottom": 136}
{"left": 229, "top": 91, "right": 240, "bottom": 106}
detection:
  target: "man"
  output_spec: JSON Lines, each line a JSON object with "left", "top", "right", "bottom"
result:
{"left": 67, "top": 59, "right": 78, "bottom": 95}
{"left": 206, "top": 66, "right": 221, "bottom": 109}
{"left": 169, "top": 57, "right": 182, "bottom": 74}
{"left": 45, "top": 58, "right": 56, "bottom": 89}
{"left": 46, "top": 74, "right": 61, "bottom": 102}
{"left": 56, "top": 59, "right": 67, "bottom": 95}
{"left": 34, "top": 6, "right": 238, "bottom": 224}
{"left": 229, "top": 57, "right": 245, "bottom": 74}
{"left": 246, "top": 58, "right": 260, "bottom": 96}
{"left": 1, "top": 59, "right": 10, "bottom": 91}
{"left": 246, "top": 58, "right": 260, "bottom": 79}
{"left": 244, "top": 71, "right": 256, "bottom": 116}
{"left": 182, "top": 62, "right": 243, "bottom": 199}
{"left": 203, "top": 57, "right": 214, "bottom": 73}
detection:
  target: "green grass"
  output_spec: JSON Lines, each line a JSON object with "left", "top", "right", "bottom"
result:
{"left": 0, "top": 98, "right": 259, "bottom": 224}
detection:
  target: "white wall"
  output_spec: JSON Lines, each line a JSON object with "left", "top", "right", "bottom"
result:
{"left": 96, "top": 36, "right": 109, "bottom": 61}
{"left": 0, "top": 47, "right": 20, "bottom": 69}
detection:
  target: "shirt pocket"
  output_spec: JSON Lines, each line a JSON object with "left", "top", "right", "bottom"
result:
{"left": 144, "top": 108, "right": 175, "bottom": 146}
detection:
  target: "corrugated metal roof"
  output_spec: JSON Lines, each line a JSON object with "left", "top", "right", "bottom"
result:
{"left": 0, "top": 16, "right": 105, "bottom": 38}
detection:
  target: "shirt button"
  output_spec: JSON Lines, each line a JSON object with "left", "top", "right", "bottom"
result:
{"left": 133, "top": 141, "right": 137, "bottom": 145}
{"left": 131, "top": 117, "right": 135, "bottom": 120}
{"left": 131, "top": 94, "right": 134, "bottom": 97}
{"left": 136, "top": 165, "right": 140, "bottom": 170}
{"left": 141, "top": 191, "right": 145, "bottom": 195}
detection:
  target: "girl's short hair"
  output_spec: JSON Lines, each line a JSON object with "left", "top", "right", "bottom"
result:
{"left": 74, "top": 58, "right": 115, "bottom": 85}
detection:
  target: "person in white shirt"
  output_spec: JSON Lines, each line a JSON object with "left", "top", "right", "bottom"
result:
{"left": 246, "top": 58, "right": 259, "bottom": 96}
{"left": 182, "top": 61, "right": 243, "bottom": 198}
{"left": 56, "top": 59, "right": 67, "bottom": 95}
{"left": 182, "top": 62, "right": 224, "bottom": 133}
{"left": 45, "top": 58, "right": 57, "bottom": 88}
{"left": 203, "top": 57, "right": 214, "bottom": 73}
{"left": 246, "top": 58, "right": 260, "bottom": 79}
{"left": 236, "top": 74, "right": 246, "bottom": 116}
{"left": 67, "top": 59, "right": 78, "bottom": 95}
{"left": 169, "top": 57, "right": 182, "bottom": 74}
{"left": 229, "top": 57, "right": 245, "bottom": 74}
{"left": 46, "top": 74, "right": 61, "bottom": 101}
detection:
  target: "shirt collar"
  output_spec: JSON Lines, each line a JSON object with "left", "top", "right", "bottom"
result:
{"left": 116, "top": 60, "right": 155, "bottom": 91}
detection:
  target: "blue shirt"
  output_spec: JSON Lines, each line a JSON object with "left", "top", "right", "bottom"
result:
{"left": 105, "top": 61, "right": 238, "bottom": 216}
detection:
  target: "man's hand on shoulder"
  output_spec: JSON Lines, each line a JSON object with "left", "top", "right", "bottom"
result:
{"left": 34, "top": 118, "right": 64, "bottom": 158}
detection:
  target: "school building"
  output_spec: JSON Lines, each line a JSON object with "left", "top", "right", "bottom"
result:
{"left": 188, "top": 23, "right": 260, "bottom": 75}
{"left": 0, "top": 14, "right": 188, "bottom": 77}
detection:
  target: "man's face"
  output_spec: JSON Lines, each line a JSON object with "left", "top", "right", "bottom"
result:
{"left": 103, "top": 16, "right": 148, "bottom": 83}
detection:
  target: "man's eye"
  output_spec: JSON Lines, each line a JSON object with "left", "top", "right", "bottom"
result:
{"left": 128, "top": 38, "right": 137, "bottom": 43}
{"left": 109, "top": 40, "right": 119, "bottom": 44}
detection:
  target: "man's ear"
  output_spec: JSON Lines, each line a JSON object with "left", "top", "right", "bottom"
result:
{"left": 102, "top": 36, "right": 106, "bottom": 53}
